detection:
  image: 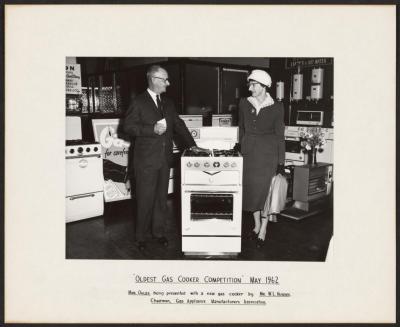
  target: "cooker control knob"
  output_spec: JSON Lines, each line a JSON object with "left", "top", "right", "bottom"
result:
{"left": 213, "top": 162, "right": 220, "bottom": 168}
{"left": 93, "top": 147, "right": 98, "bottom": 152}
{"left": 86, "top": 147, "right": 91, "bottom": 153}
{"left": 204, "top": 162, "right": 210, "bottom": 168}
{"left": 78, "top": 147, "right": 83, "bottom": 154}
{"left": 186, "top": 162, "right": 192, "bottom": 167}
{"left": 69, "top": 148, "right": 75, "bottom": 154}
{"left": 231, "top": 162, "right": 237, "bottom": 168}
{"left": 194, "top": 162, "right": 200, "bottom": 168}
{"left": 223, "top": 162, "right": 229, "bottom": 168}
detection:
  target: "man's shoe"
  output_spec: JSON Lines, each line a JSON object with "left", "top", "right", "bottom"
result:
{"left": 137, "top": 241, "right": 146, "bottom": 251}
{"left": 157, "top": 237, "right": 168, "bottom": 247}
{"left": 246, "top": 230, "right": 258, "bottom": 241}
{"left": 256, "top": 238, "right": 265, "bottom": 249}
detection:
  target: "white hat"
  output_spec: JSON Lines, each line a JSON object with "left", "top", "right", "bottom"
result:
{"left": 247, "top": 69, "right": 272, "bottom": 87}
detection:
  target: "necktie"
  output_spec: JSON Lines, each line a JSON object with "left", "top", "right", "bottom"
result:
{"left": 156, "top": 95, "right": 164, "bottom": 117}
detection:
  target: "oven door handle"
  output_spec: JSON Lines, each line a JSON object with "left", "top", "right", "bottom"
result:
{"left": 66, "top": 154, "right": 102, "bottom": 159}
{"left": 70, "top": 193, "right": 96, "bottom": 200}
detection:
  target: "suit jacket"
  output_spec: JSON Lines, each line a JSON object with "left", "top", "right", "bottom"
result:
{"left": 123, "top": 91, "right": 196, "bottom": 170}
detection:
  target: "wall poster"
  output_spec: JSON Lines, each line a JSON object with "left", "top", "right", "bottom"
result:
{"left": 65, "top": 63, "right": 82, "bottom": 95}
{"left": 92, "top": 119, "right": 131, "bottom": 202}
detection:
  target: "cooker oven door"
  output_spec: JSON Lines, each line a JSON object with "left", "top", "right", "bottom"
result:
{"left": 66, "top": 154, "right": 104, "bottom": 222}
{"left": 66, "top": 155, "right": 103, "bottom": 196}
{"left": 191, "top": 193, "right": 233, "bottom": 220}
{"left": 182, "top": 189, "right": 241, "bottom": 236}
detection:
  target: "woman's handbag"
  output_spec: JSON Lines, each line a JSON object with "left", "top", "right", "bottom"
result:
{"left": 261, "top": 173, "right": 288, "bottom": 217}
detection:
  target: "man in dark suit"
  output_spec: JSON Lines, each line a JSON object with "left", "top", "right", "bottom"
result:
{"left": 123, "top": 65, "right": 205, "bottom": 251}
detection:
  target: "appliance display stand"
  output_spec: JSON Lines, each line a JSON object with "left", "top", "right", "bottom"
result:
{"left": 280, "top": 197, "right": 329, "bottom": 220}
{"left": 280, "top": 163, "right": 333, "bottom": 220}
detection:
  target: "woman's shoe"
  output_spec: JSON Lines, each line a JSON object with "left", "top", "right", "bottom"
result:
{"left": 247, "top": 230, "right": 258, "bottom": 240}
{"left": 269, "top": 214, "right": 278, "bottom": 223}
{"left": 256, "top": 238, "right": 265, "bottom": 248}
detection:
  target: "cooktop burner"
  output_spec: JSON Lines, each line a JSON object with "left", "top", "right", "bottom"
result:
{"left": 182, "top": 149, "right": 212, "bottom": 157}
{"left": 65, "top": 140, "right": 101, "bottom": 158}
{"left": 212, "top": 149, "right": 240, "bottom": 157}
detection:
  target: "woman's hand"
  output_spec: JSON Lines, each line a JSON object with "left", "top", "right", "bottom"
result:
{"left": 276, "top": 164, "right": 286, "bottom": 176}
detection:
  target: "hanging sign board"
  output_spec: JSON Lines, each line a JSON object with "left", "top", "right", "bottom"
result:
{"left": 286, "top": 58, "right": 333, "bottom": 69}
{"left": 92, "top": 119, "right": 132, "bottom": 202}
{"left": 66, "top": 64, "right": 82, "bottom": 94}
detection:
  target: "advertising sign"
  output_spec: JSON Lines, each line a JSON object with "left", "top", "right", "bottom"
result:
{"left": 92, "top": 119, "right": 131, "bottom": 202}
{"left": 66, "top": 64, "right": 82, "bottom": 94}
{"left": 285, "top": 58, "right": 333, "bottom": 69}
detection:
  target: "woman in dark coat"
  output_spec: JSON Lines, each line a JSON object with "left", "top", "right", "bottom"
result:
{"left": 238, "top": 69, "right": 285, "bottom": 247}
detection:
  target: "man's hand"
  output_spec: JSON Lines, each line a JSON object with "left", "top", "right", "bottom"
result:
{"left": 191, "top": 146, "right": 211, "bottom": 154}
{"left": 154, "top": 122, "right": 166, "bottom": 135}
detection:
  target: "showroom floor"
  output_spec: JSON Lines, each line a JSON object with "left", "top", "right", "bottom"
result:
{"left": 66, "top": 196, "right": 333, "bottom": 261}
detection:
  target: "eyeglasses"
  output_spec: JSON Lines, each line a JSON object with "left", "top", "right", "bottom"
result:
{"left": 247, "top": 81, "right": 260, "bottom": 88}
{"left": 152, "top": 76, "right": 170, "bottom": 83}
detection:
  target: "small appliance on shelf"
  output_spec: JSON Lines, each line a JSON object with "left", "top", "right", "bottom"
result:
{"left": 211, "top": 114, "right": 232, "bottom": 127}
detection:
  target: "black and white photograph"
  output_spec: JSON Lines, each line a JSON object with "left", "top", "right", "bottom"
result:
{"left": 5, "top": 3, "right": 396, "bottom": 324}
{"left": 66, "top": 57, "right": 334, "bottom": 261}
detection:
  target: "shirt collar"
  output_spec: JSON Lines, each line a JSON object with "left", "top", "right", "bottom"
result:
{"left": 247, "top": 92, "right": 274, "bottom": 114}
{"left": 147, "top": 88, "right": 159, "bottom": 100}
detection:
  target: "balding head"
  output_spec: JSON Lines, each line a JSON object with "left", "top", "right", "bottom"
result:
{"left": 147, "top": 65, "right": 170, "bottom": 94}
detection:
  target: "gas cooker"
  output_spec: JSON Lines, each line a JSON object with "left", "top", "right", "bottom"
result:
{"left": 180, "top": 127, "right": 243, "bottom": 256}
{"left": 65, "top": 141, "right": 101, "bottom": 158}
